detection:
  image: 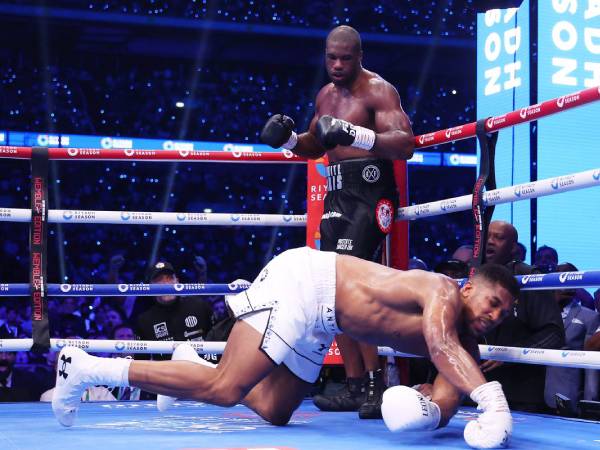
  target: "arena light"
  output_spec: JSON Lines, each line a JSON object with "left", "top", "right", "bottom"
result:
{"left": 175, "top": 101, "right": 185, "bottom": 108}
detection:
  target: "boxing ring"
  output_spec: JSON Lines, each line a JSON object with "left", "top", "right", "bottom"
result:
{"left": 0, "top": 85, "right": 600, "bottom": 449}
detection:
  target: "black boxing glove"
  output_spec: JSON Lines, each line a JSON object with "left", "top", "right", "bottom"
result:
{"left": 316, "top": 115, "right": 376, "bottom": 151}
{"left": 260, "top": 114, "right": 298, "bottom": 149}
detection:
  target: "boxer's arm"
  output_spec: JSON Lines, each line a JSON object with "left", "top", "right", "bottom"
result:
{"left": 429, "top": 334, "right": 478, "bottom": 427}
{"left": 370, "top": 81, "right": 414, "bottom": 160}
{"left": 422, "top": 280, "right": 487, "bottom": 395}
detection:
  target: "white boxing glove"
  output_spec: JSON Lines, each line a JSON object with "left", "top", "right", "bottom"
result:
{"left": 381, "top": 385, "right": 441, "bottom": 432}
{"left": 464, "top": 381, "right": 513, "bottom": 449}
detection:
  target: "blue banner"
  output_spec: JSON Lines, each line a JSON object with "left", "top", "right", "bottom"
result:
{"left": 537, "top": 2, "right": 600, "bottom": 271}
{"left": 477, "top": 2, "right": 531, "bottom": 255}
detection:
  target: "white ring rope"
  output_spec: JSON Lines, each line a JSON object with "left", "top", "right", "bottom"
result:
{"left": 0, "top": 208, "right": 306, "bottom": 226}
{"left": 397, "top": 167, "right": 600, "bottom": 221}
{"left": 1, "top": 338, "right": 598, "bottom": 370}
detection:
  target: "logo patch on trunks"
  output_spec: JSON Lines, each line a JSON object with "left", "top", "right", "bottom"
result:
{"left": 375, "top": 199, "right": 394, "bottom": 234}
{"left": 362, "top": 165, "right": 380, "bottom": 183}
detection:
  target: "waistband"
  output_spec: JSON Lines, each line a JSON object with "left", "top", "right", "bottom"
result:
{"left": 309, "top": 249, "right": 341, "bottom": 335}
{"left": 326, "top": 158, "right": 395, "bottom": 191}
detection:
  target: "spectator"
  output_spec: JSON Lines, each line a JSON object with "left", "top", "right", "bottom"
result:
{"left": 135, "top": 260, "right": 214, "bottom": 360}
{"left": 534, "top": 245, "right": 558, "bottom": 273}
{"left": 481, "top": 220, "right": 565, "bottom": 412}
{"left": 434, "top": 259, "right": 469, "bottom": 279}
{"left": 544, "top": 263, "right": 600, "bottom": 414}
{"left": 513, "top": 242, "right": 527, "bottom": 262}
{"left": 0, "top": 324, "right": 51, "bottom": 401}
{"left": 452, "top": 244, "right": 473, "bottom": 263}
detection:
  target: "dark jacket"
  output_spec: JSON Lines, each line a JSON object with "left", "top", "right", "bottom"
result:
{"left": 482, "top": 261, "right": 565, "bottom": 411}
{"left": 135, "top": 296, "right": 214, "bottom": 360}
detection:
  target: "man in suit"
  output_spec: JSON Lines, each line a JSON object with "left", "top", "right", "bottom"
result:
{"left": 545, "top": 263, "right": 600, "bottom": 413}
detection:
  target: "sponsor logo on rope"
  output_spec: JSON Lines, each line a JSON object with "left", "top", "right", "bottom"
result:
{"left": 65, "top": 148, "right": 101, "bottom": 157}
{"left": 522, "top": 349, "right": 545, "bottom": 355}
{"left": 521, "top": 274, "right": 545, "bottom": 284}
{"left": 283, "top": 215, "right": 292, "bottom": 222}
{"left": 417, "top": 132, "right": 436, "bottom": 145}
{"left": 124, "top": 149, "right": 157, "bottom": 157}
{"left": 375, "top": 199, "right": 394, "bottom": 234}
{"left": 228, "top": 279, "right": 251, "bottom": 291}
{"left": 440, "top": 199, "right": 458, "bottom": 211}
{"left": 223, "top": 143, "right": 254, "bottom": 157}
{"left": 174, "top": 283, "right": 184, "bottom": 292}
{"left": 556, "top": 93, "right": 580, "bottom": 108}
{"left": 228, "top": 214, "right": 261, "bottom": 222}
{"left": 62, "top": 210, "right": 96, "bottom": 220}
{"left": 519, "top": 104, "right": 541, "bottom": 119}
{"left": 561, "top": 351, "right": 585, "bottom": 358}
{"left": 415, "top": 203, "right": 431, "bottom": 216}
{"left": 487, "top": 346, "right": 509, "bottom": 353}
{"left": 0, "top": 284, "right": 8, "bottom": 292}
{"left": 444, "top": 125, "right": 464, "bottom": 140}
{"left": 120, "top": 212, "right": 153, "bottom": 221}
{"left": 176, "top": 212, "right": 208, "bottom": 222}
{"left": 118, "top": 284, "right": 129, "bottom": 293}
{"left": 514, "top": 183, "right": 536, "bottom": 198}
{"left": 0, "top": 208, "right": 12, "bottom": 218}
{"left": 486, "top": 114, "right": 507, "bottom": 130}
{"left": 593, "top": 170, "right": 600, "bottom": 181}
{"left": 558, "top": 271, "right": 584, "bottom": 283}
{"left": 114, "top": 341, "right": 126, "bottom": 351}
{"left": 119, "top": 341, "right": 148, "bottom": 351}
{"left": 484, "top": 190, "right": 502, "bottom": 204}
{"left": 550, "top": 175, "right": 575, "bottom": 190}
{"left": 362, "top": 165, "right": 380, "bottom": 183}
{"left": 60, "top": 284, "right": 72, "bottom": 293}
{"left": 282, "top": 149, "right": 294, "bottom": 158}
{"left": 56, "top": 339, "right": 66, "bottom": 349}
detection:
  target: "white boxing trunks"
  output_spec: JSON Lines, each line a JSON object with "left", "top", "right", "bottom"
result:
{"left": 225, "top": 247, "right": 340, "bottom": 383}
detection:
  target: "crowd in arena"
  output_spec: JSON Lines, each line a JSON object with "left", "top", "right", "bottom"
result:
{"left": 5, "top": 0, "right": 477, "bottom": 38}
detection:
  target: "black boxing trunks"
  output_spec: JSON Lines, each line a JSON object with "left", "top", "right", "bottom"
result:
{"left": 320, "top": 158, "right": 398, "bottom": 260}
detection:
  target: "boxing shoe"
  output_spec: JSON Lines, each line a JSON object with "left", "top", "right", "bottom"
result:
{"left": 313, "top": 376, "right": 365, "bottom": 411}
{"left": 358, "top": 369, "right": 385, "bottom": 419}
{"left": 52, "top": 346, "right": 131, "bottom": 427}
{"left": 157, "top": 343, "right": 216, "bottom": 412}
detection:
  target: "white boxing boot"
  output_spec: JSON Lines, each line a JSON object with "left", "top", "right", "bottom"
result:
{"left": 52, "top": 346, "right": 131, "bottom": 427}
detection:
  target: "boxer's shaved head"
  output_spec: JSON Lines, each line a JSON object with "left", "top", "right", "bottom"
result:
{"left": 325, "top": 26, "right": 363, "bottom": 86}
{"left": 326, "top": 25, "right": 362, "bottom": 53}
